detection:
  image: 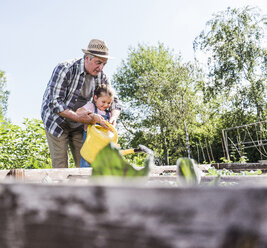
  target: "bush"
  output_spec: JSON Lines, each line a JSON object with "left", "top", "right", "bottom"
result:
{"left": 0, "top": 119, "right": 52, "bottom": 169}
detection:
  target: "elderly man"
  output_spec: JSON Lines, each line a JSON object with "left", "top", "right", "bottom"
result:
{"left": 41, "top": 39, "right": 121, "bottom": 168}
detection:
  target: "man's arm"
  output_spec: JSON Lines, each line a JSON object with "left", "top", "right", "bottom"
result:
{"left": 61, "top": 107, "right": 111, "bottom": 130}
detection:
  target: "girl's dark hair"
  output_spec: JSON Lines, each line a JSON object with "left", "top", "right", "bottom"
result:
{"left": 94, "top": 84, "right": 115, "bottom": 99}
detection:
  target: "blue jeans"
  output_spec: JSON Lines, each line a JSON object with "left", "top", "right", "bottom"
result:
{"left": 80, "top": 131, "right": 91, "bottom": 167}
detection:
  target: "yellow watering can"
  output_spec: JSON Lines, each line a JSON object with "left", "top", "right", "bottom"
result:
{"left": 80, "top": 121, "right": 118, "bottom": 164}
{"left": 80, "top": 121, "right": 154, "bottom": 164}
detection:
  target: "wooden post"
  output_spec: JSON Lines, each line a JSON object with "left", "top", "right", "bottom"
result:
{"left": 222, "top": 129, "right": 230, "bottom": 161}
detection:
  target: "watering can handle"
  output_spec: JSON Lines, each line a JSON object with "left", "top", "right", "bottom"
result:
{"left": 105, "top": 121, "right": 118, "bottom": 142}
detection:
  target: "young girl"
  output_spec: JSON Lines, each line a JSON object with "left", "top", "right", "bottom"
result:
{"left": 79, "top": 84, "right": 115, "bottom": 167}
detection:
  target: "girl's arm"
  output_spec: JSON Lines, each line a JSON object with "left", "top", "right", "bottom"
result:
{"left": 77, "top": 107, "right": 111, "bottom": 130}
{"left": 109, "top": 109, "right": 121, "bottom": 126}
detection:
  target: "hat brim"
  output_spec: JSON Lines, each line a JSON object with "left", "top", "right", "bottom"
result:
{"left": 82, "top": 49, "right": 114, "bottom": 59}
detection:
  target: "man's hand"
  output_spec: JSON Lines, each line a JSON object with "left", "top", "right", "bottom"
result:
{"left": 59, "top": 108, "right": 95, "bottom": 124}
{"left": 76, "top": 108, "right": 95, "bottom": 124}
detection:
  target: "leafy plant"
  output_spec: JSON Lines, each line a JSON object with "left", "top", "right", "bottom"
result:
{"left": 0, "top": 118, "right": 52, "bottom": 169}
{"left": 91, "top": 142, "right": 150, "bottom": 177}
{"left": 176, "top": 157, "right": 202, "bottom": 185}
{"left": 239, "top": 155, "right": 249, "bottom": 163}
{"left": 124, "top": 153, "right": 147, "bottom": 168}
{"left": 220, "top": 157, "right": 233, "bottom": 163}
{"left": 206, "top": 166, "right": 262, "bottom": 176}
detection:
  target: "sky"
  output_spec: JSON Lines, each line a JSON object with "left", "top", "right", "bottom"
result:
{"left": 0, "top": 0, "right": 266, "bottom": 126}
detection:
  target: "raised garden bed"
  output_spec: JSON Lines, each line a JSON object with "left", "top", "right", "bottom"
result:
{"left": 1, "top": 164, "right": 267, "bottom": 247}
{"left": 1, "top": 180, "right": 267, "bottom": 247}
{"left": 210, "top": 162, "right": 267, "bottom": 172}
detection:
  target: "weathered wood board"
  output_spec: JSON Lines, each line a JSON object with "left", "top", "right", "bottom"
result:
{"left": 1, "top": 181, "right": 267, "bottom": 247}
{"left": 1, "top": 162, "right": 266, "bottom": 183}
{"left": 1, "top": 167, "right": 267, "bottom": 186}
{"left": 0, "top": 168, "right": 92, "bottom": 182}
{"left": 210, "top": 163, "right": 267, "bottom": 172}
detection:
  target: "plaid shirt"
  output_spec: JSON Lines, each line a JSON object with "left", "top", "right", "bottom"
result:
{"left": 41, "top": 57, "right": 121, "bottom": 137}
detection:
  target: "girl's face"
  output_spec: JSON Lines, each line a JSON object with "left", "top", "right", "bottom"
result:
{"left": 94, "top": 94, "right": 113, "bottom": 111}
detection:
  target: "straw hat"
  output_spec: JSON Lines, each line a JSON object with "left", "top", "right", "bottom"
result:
{"left": 82, "top": 39, "right": 112, "bottom": 59}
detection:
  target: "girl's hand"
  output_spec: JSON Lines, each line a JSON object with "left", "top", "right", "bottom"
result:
{"left": 99, "top": 117, "right": 113, "bottom": 131}
{"left": 109, "top": 109, "right": 120, "bottom": 126}
{"left": 109, "top": 116, "right": 117, "bottom": 126}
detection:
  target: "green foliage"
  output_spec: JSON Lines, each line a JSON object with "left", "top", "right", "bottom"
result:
{"left": 0, "top": 71, "right": 9, "bottom": 120}
{"left": 113, "top": 43, "right": 204, "bottom": 164}
{"left": 238, "top": 155, "right": 249, "bottom": 163}
{"left": 194, "top": 6, "right": 267, "bottom": 121}
{"left": 91, "top": 142, "right": 150, "bottom": 177}
{"left": 114, "top": 34, "right": 265, "bottom": 163}
{"left": 220, "top": 157, "right": 233, "bottom": 163}
{"left": 124, "top": 153, "right": 148, "bottom": 168}
{"left": 206, "top": 166, "right": 262, "bottom": 176}
{"left": 114, "top": 43, "right": 175, "bottom": 103}
{"left": 0, "top": 119, "right": 51, "bottom": 169}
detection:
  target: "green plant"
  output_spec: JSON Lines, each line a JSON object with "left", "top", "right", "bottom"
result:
{"left": 0, "top": 118, "right": 51, "bottom": 169}
{"left": 176, "top": 157, "right": 202, "bottom": 185}
{"left": 239, "top": 155, "right": 249, "bottom": 163}
{"left": 124, "top": 153, "right": 147, "bottom": 167}
{"left": 91, "top": 142, "right": 150, "bottom": 177}
{"left": 220, "top": 157, "right": 233, "bottom": 163}
{"left": 206, "top": 166, "right": 262, "bottom": 176}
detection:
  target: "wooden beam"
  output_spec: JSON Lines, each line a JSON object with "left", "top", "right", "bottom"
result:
{"left": 0, "top": 181, "right": 267, "bottom": 247}
{"left": 211, "top": 163, "right": 267, "bottom": 171}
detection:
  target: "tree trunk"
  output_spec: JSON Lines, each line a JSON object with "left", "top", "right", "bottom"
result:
{"left": 161, "top": 126, "right": 169, "bottom": 165}
{"left": 184, "top": 120, "right": 191, "bottom": 158}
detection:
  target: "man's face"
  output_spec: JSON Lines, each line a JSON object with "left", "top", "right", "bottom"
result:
{"left": 84, "top": 55, "right": 108, "bottom": 77}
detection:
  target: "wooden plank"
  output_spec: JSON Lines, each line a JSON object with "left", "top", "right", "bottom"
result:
{"left": 2, "top": 167, "right": 267, "bottom": 185}
{"left": 211, "top": 162, "right": 267, "bottom": 171}
{"left": 1, "top": 181, "right": 267, "bottom": 247}
{"left": 23, "top": 168, "right": 92, "bottom": 183}
{"left": 150, "top": 163, "right": 267, "bottom": 174}
{"left": 149, "top": 175, "right": 267, "bottom": 185}
{"left": 0, "top": 168, "right": 92, "bottom": 183}
{"left": 0, "top": 170, "right": 10, "bottom": 180}
{"left": 1, "top": 167, "right": 172, "bottom": 182}
{"left": 1, "top": 162, "right": 265, "bottom": 184}
{"left": 150, "top": 165, "right": 176, "bottom": 175}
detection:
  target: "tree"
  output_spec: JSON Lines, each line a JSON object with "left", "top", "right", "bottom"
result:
{"left": 113, "top": 44, "right": 203, "bottom": 164}
{"left": 194, "top": 6, "right": 267, "bottom": 122}
{"left": 0, "top": 71, "right": 9, "bottom": 120}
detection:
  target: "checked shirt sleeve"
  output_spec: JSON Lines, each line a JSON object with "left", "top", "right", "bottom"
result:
{"left": 47, "top": 63, "right": 71, "bottom": 114}
{"left": 41, "top": 58, "right": 84, "bottom": 137}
